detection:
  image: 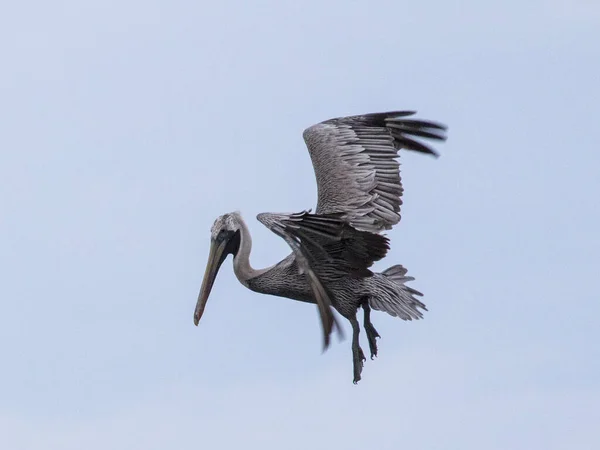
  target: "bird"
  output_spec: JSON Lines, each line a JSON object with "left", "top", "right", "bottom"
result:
{"left": 193, "top": 110, "right": 447, "bottom": 383}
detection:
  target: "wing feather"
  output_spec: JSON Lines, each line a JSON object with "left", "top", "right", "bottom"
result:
{"left": 303, "top": 111, "right": 447, "bottom": 233}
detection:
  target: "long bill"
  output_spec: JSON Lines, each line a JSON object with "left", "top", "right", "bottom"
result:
{"left": 194, "top": 239, "right": 228, "bottom": 326}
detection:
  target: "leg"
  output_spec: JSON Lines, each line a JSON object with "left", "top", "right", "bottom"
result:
{"left": 362, "top": 299, "right": 380, "bottom": 359}
{"left": 349, "top": 315, "right": 366, "bottom": 384}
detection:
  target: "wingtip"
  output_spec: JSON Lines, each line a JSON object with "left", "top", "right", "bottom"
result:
{"left": 322, "top": 336, "right": 330, "bottom": 353}
{"left": 321, "top": 308, "right": 345, "bottom": 353}
{"left": 390, "top": 110, "right": 417, "bottom": 117}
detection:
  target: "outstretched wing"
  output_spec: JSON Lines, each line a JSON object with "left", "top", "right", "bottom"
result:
{"left": 303, "top": 111, "right": 447, "bottom": 233}
{"left": 257, "top": 211, "right": 389, "bottom": 349}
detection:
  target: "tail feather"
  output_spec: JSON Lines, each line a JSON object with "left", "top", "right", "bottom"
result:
{"left": 369, "top": 265, "right": 427, "bottom": 320}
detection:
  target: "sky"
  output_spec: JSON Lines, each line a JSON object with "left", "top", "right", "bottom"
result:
{"left": 1, "top": 0, "right": 599, "bottom": 449}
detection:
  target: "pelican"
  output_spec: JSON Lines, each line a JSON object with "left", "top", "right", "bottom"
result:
{"left": 194, "top": 110, "right": 447, "bottom": 383}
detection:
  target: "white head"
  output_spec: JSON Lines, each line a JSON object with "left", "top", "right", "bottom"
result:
{"left": 209, "top": 211, "right": 242, "bottom": 240}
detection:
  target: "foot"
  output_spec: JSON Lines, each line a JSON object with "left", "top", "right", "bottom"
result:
{"left": 364, "top": 322, "right": 380, "bottom": 359}
{"left": 352, "top": 345, "right": 366, "bottom": 384}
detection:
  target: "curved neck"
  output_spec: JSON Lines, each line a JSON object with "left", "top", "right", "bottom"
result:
{"left": 233, "top": 216, "right": 268, "bottom": 284}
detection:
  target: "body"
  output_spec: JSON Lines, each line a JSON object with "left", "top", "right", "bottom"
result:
{"left": 245, "top": 252, "right": 422, "bottom": 319}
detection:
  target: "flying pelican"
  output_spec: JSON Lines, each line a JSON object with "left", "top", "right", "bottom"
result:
{"left": 194, "top": 110, "right": 447, "bottom": 383}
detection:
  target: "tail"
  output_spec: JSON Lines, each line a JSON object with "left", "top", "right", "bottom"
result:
{"left": 368, "top": 265, "right": 428, "bottom": 320}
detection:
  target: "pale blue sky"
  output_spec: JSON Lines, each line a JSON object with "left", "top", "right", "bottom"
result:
{"left": 1, "top": 1, "right": 599, "bottom": 449}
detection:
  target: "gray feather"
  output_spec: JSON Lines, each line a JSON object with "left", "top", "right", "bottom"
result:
{"left": 303, "top": 111, "right": 447, "bottom": 233}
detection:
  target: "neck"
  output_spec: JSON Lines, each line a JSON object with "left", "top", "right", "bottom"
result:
{"left": 233, "top": 215, "right": 268, "bottom": 284}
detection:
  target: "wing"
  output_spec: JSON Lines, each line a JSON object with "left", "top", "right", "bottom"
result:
{"left": 257, "top": 211, "right": 389, "bottom": 349}
{"left": 303, "top": 111, "right": 447, "bottom": 233}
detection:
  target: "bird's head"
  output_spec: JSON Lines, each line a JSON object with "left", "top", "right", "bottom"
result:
{"left": 194, "top": 212, "right": 242, "bottom": 326}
